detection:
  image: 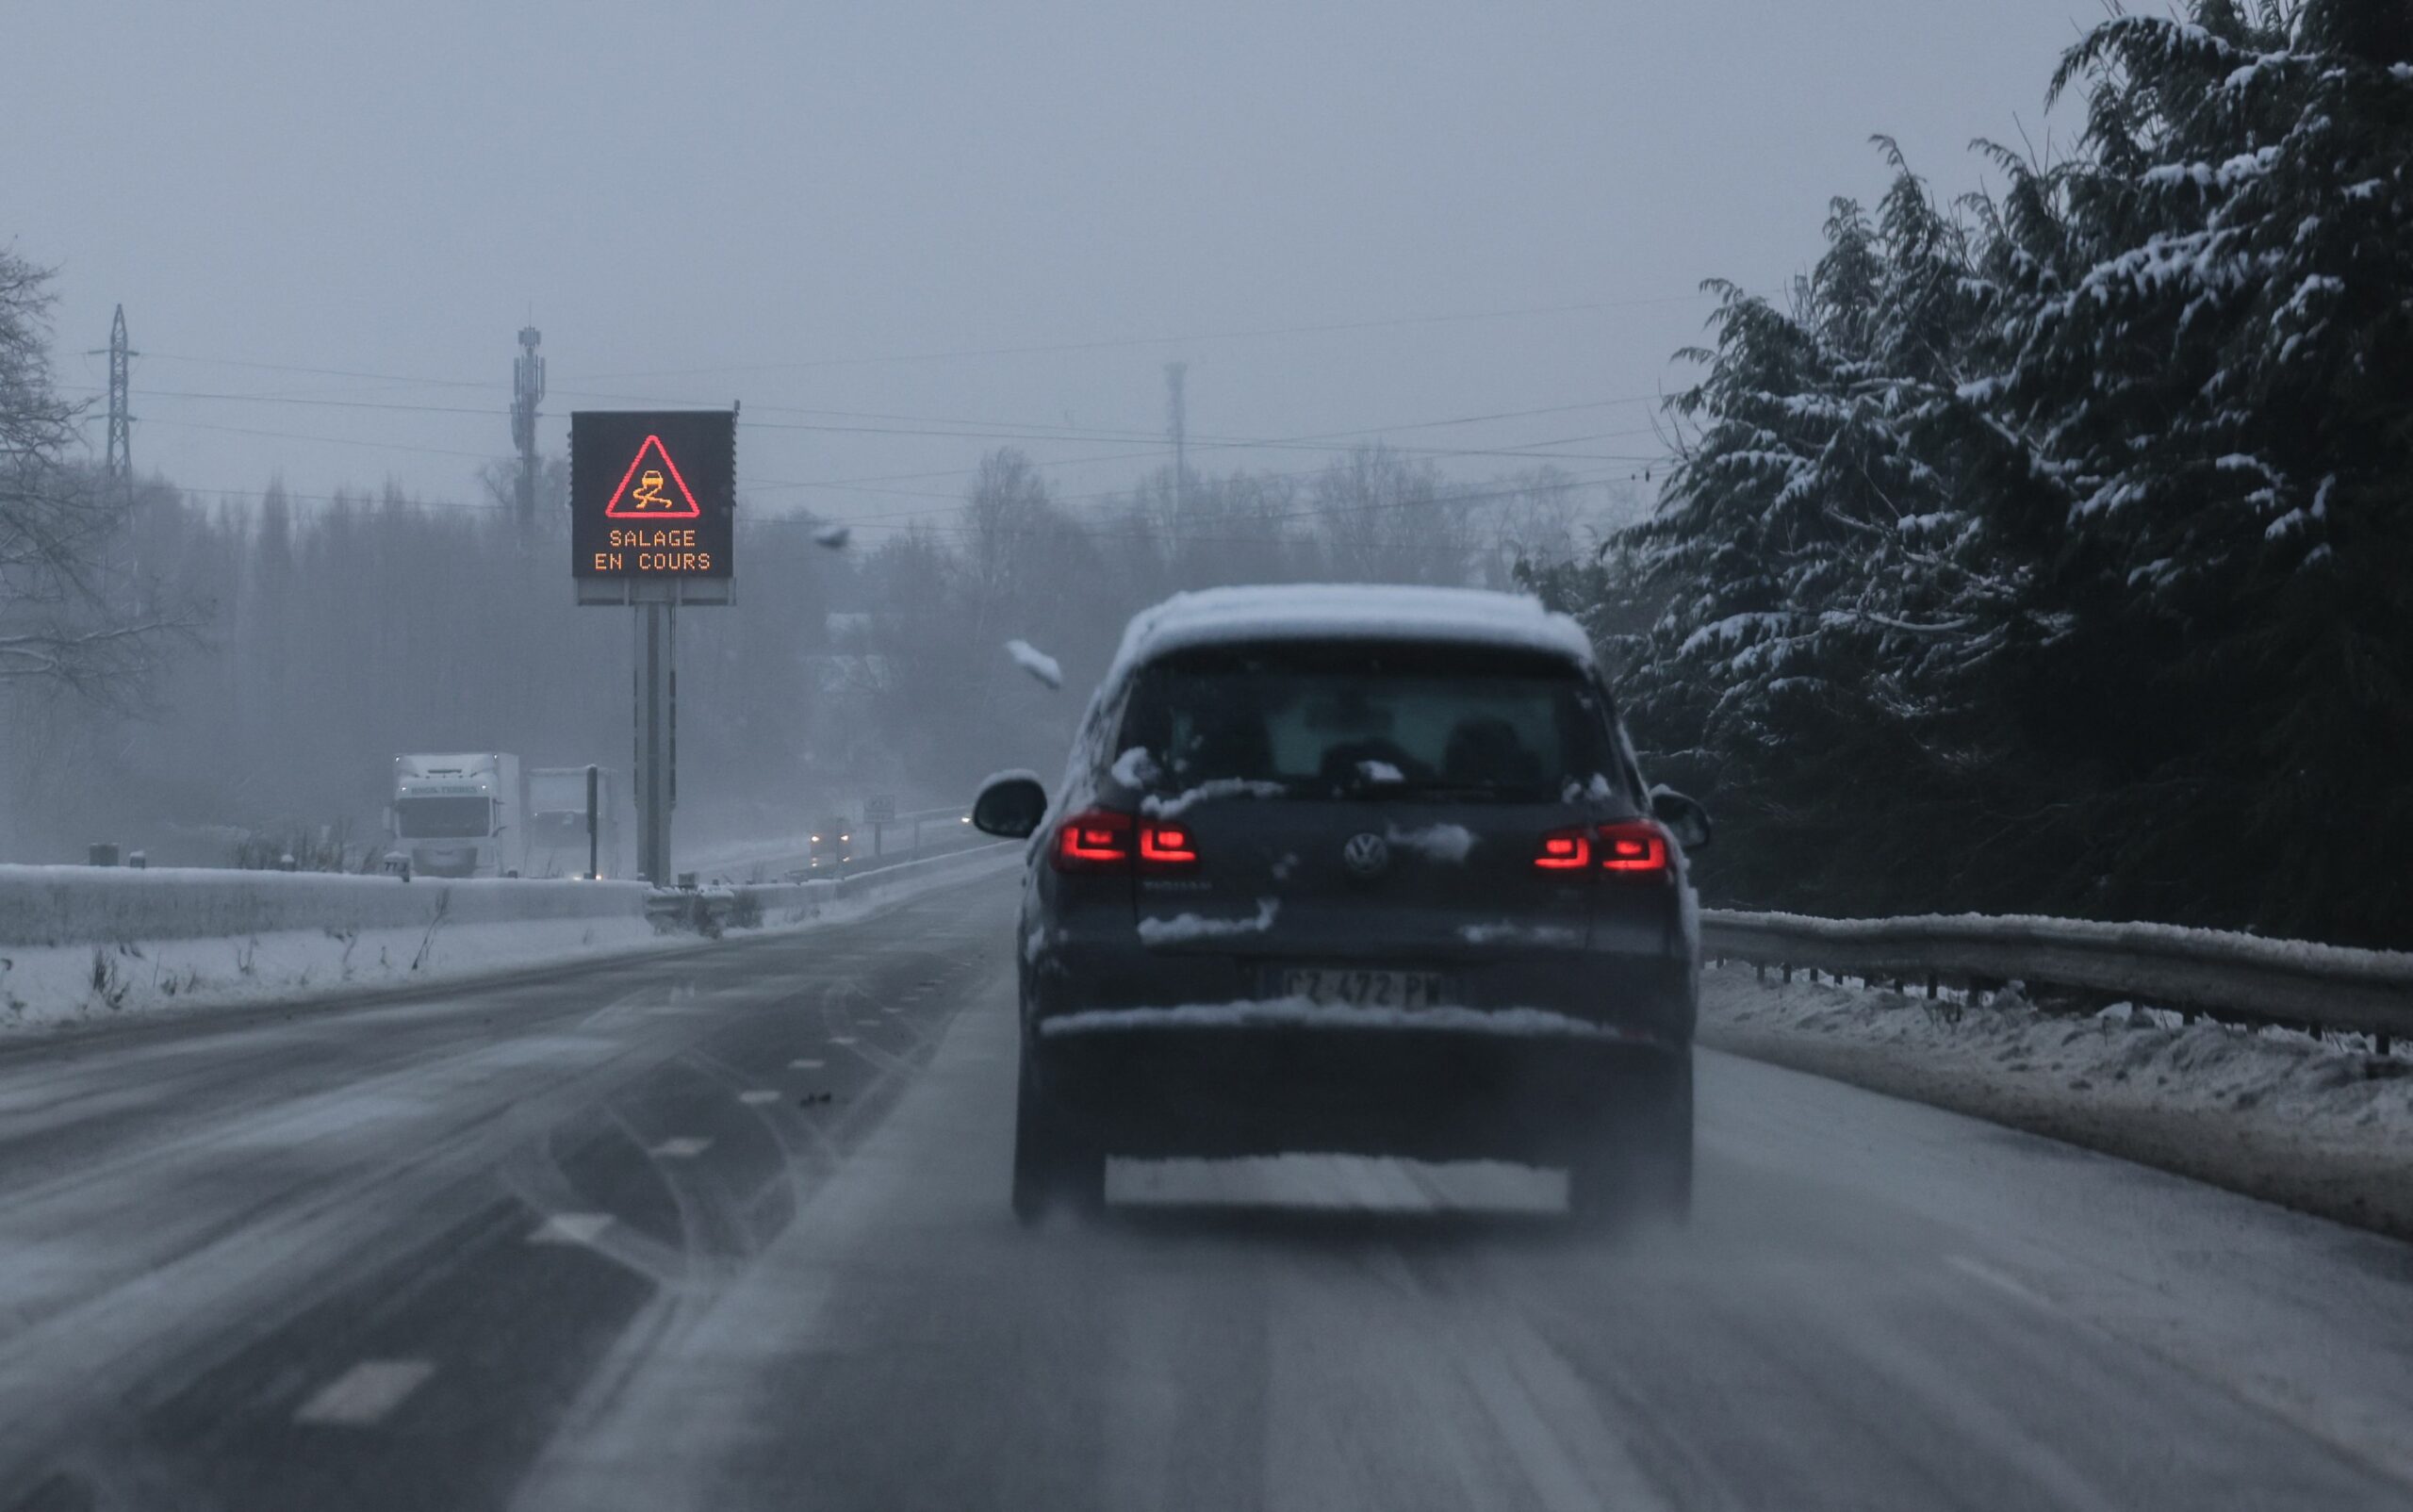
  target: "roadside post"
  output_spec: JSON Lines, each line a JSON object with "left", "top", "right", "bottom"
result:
{"left": 866, "top": 793, "right": 896, "bottom": 863}
{"left": 584, "top": 764, "right": 600, "bottom": 879}
{"left": 571, "top": 409, "right": 737, "bottom": 885}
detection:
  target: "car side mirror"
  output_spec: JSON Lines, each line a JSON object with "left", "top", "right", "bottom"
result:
{"left": 1650, "top": 786, "right": 1713, "bottom": 851}
{"left": 972, "top": 771, "right": 1049, "bottom": 839}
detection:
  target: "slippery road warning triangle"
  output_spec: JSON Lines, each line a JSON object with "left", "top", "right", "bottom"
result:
{"left": 602, "top": 434, "right": 703, "bottom": 518}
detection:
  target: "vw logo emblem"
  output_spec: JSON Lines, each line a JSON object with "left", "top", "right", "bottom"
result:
{"left": 1341, "top": 832, "right": 1390, "bottom": 879}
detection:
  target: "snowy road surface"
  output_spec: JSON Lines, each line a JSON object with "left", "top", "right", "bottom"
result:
{"left": 0, "top": 871, "right": 2407, "bottom": 1510}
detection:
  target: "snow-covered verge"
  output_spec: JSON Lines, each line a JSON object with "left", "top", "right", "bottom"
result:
{"left": 1699, "top": 965, "right": 2413, "bottom": 1241}
{"left": 0, "top": 864, "right": 648, "bottom": 946}
{"left": 0, "top": 913, "right": 664, "bottom": 1030}
{"left": 0, "top": 846, "right": 1018, "bottom": 1034}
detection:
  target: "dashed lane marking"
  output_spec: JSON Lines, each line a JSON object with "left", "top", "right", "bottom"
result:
{"left": 739, "top": 1090, "right": 781, "bottom": 1106}
{"left": 829, "top": 1036, "right": 858, "bottom": 1044}
{"left": 790, "top": 1059, "right": 826, "bottom": 1070}
{"left": 294, "top": 1359, "right": 436, "bottom": 1426}
{"left": 651, "top": 1137, "right": 713, "bottom": 1158}
{"left": 529, "top": 1212, "right": 615, "bottom": 1247}
{"left": 1945, "top": 1253, "right": 2055, "bottom": 1311}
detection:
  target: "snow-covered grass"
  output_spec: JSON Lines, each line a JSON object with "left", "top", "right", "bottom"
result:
{"left": 1700, "top": 964, "right": 2413, "bottom": 1237}
{"left": 1713, "top": 967, "right": 2407, "bottom": 1121}
{"left": 0, "top": 847, "right": 1018, "bottom": 1034}
{"left": 0, "top": 864, "right": 645, "bottom": 946}
{"left": 0, "top": 914, "right": 665, "bottom": 1030}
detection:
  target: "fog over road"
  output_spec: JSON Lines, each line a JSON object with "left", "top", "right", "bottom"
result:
{"left": 0, "top": 872, "right": 2406, "bottom": 1511}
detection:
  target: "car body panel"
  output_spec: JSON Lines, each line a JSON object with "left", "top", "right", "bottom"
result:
{"left": 1000, "top": 585, "right": 1702, "bottom": 1171}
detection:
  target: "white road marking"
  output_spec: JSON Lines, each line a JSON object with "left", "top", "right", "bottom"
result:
{"left": 789, "top": 1059, "right": 825, "bottom": 1070}
{"left": 651, "top": 1137, "right": 712, "bottom": 1159}
{"left": 294, "top": 1358, "right": 436, "bottom": 1425}
{"left": 1946, "top": 1253, "right": 2054, "bottom": 1311}
{"left": 856, "top": 1018, "right": 882, "bottom": 1027}
{"left": 529, "top": 1212, "right": 615, "bottom": 1246}
{"left": 829, "top": 1036, "right": 858, "bottom": 1045}
{"left": 739, "top": 1090, "right": 780, "bottom": 1106}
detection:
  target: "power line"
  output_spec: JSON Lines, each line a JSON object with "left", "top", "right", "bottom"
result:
{"left": 558, "top": 292, "right": 1718, "bottom": 384}
{"left": 87, "top": 383, "right": 1672, "bottom": 485}
{"left": 744, "top": 401, "right": 1676, "bottom": 494}
{"left": 123, "top": 287, "right": 1722, "bottom": 395}
{"left": 76, "top": 382, "right": 1664, "bottom": 458}
{"left": 139, "top": 416, "right": 514, "bottom": 464}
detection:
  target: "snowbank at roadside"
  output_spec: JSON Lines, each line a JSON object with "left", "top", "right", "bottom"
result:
{"left": 0, "top": 846, "right": 1018, "bottom": 1033}
{"left": 1700, "top": 965, "right": 2413, "bottom": 1238}
{"left": 0, "top": 914, "right": 665, "bottom": 1028}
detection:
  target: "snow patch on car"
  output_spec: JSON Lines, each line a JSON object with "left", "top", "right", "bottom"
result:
{"left": 1135, "top": 897, "right": 1279, "bottom": 945}
{"left": 1560, "top": 773, "right": 1617, "bottom": 803}
{"left": 1387, "top": 822, "right": 1475, "bottom": 863}
{"left": 1041, "top": 999, "right": 1637, "bottom": 1040}
{"left": 1004, "top": 638, "right": 1063, "bottom": 688}
{"left": 1109, "top": 747, "right": 1158, "bottom": 788}
{"left": 1107, "top": 583, "right": 1597, "bottom": 686}
{"left": 1458, "top": 921, "right": 1581, "bottom": 946}
{"left": 1140, "top": 779, "right": 1287, "bottom": 818}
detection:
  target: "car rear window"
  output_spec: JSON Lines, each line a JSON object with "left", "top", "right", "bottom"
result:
{"left": 1115, "top": 641, "right": 1619, "bottom": 799}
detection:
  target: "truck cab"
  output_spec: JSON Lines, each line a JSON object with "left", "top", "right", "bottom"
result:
{"left": 391, "top": 753, "right": 525, "bottom": 878}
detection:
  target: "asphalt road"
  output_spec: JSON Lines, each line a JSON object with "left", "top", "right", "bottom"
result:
{"left": 1, "top": 870, "right": 2408, "bottom": 1511}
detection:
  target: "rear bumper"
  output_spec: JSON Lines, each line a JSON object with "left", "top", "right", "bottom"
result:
{"left": 1026, "top": 1023, "right": 1684, "bottom": 1164}
{"left": 1026, "top": 930, "right": 1696, "bottom": 1043}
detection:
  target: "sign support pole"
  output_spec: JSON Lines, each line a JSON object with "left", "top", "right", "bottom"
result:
{"left": 572, "top": 407, "right": 734, "bottom": 889}
{"left": 635, "top": 599, "right": 675, "bottom": 884}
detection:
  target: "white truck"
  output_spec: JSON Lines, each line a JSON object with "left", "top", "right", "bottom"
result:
{"left": 527, "top": 765, "right": 622, "bottom": 878}
{"left": 390, "top": 753, "right": 526, "bottom": 879}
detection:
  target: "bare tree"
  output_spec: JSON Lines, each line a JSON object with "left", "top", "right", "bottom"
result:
{"left": 0, "top": 248, "right": 184, "bottom": 698}
{"left": 1311, "top": 443, "right": 1473, "bottom": 584}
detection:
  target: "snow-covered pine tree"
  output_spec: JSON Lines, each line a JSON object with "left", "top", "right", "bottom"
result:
{"left": 1975, "top": 0, "right": 2412, "bottom": 942}
{"left": 1613, "top": 166, "right": 2021, "bottom": 913}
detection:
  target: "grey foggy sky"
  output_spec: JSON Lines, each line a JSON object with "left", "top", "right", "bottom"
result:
{"left": 10, "top": 1, "right": 2094, "bottom": 537}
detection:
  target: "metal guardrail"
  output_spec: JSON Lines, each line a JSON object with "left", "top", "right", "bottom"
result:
{"left": 1699, "top": 909, "right": 2413, "bottom": 1051}
{"left": 690, "top": 808, "right": 981, "bottom": 882}
{"left": 647, "top": 842, "right": 1017, "bottom": 938}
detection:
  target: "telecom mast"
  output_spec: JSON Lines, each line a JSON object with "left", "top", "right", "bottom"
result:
{"left": 512, "top": 324, "right": 546, "bottom": 535}
{"left": 102, "top": 305, "right": 134, "bottom": 494}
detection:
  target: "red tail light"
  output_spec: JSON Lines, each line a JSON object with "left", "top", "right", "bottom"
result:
{"left": 1054, "top": 808, "right": 1133, "bottom": 872}
{"left": 1597, "top": 819, "right": 1670, "bottom": 875}
{"left": 1535, "top": 827, "right": 1592, "bottom": 871}
{"left": 1138, "top": 821, "right": 1198, "bottom": 867}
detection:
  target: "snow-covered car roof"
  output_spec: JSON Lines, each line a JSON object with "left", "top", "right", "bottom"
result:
{"left": 1108, "top": 584, "right": 1598, "bottom": 679}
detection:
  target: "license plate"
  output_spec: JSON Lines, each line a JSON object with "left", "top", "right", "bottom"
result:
{"left": 1272, "top": 967, "right": 1456, "bottom": 1010}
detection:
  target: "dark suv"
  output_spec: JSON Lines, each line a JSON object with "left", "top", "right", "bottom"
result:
{"left": 972, "top": 585, "right": 1711, "bottom": 1224}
